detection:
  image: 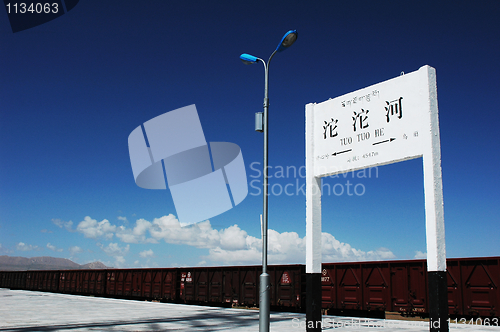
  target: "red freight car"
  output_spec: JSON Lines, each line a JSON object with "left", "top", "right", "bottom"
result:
{"left": 36, "top": 270, "right": 59, "bottom": 292}
{"left": 362, "top": 262, "right": 391, "bottom": 312}
{"left": 319, "top": 257, "right": 499, "bottom": 317}
{"left": 175, "top": 265, "right": 305, "bottom": 310}
{"left": 0, "top": 257, "right": 498, "bottom": 318}
{"left": 127, "top": 269, "right": 172, "bottom": 299}
{"left": 177, "top": 266, "right": 257, "bottom": 306}
{"left": 58, "top": 270, "right": 79, "bottom": 293}
{"left": 269, "top": 265, "right": 305, "bottom": 310}
{"left": 218, "top": 267, "right": 241, "bottom": 305}
{"left": 238, "top": 266, "right": 259, "bottom": 306}
{"left": 389, "top": 260, "right": 427, "bottom": 315}
{"left": 104, "top": 268, "right": 178, "bottom": 301}
{"left": 106, "top": 269, "right": 133, "bottom": 297}
{"left": 458, "top": 257, "right": 499, "bottom": 317}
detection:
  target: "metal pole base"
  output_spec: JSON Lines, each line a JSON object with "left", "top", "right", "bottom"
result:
{"left": 306, "top": 273, "right": 322, "bottom": 332}
{"left": 428, "top": 271, "right": 449, "bottom": 332}
{"left": 259, "top": 273, "right": 270, "bottom": 332}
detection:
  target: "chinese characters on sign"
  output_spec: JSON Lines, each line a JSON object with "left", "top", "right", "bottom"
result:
{"left": 322, "top": 97, "right": 403, "bottom": 144}
{"left": 317, "top": 96, "right": 408, "bottom": 164}
{"left": 385, "top": 97, "right": 403, "bottom": 122}
{"left": 352, "top": 109, "right": 370, "bottom": 131}
{"left": 323, "top": 118, "right": 338, "bottom": 139}
{"left": 314, "top": 70, "right": 424, "bottom": 178}
{"left": 311, "top": 66, "right": 431, "bottom": 178}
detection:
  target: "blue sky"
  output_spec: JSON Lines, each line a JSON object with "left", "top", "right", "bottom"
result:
{"left": 0, "top": 1, "right": 498, "bottom": 268}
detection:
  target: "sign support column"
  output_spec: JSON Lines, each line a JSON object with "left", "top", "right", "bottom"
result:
{"left": 422, "top": 67, "right": 448, "bottom": 332}
{"left": 306, "top": 103, "right": 323, "bottom": 332}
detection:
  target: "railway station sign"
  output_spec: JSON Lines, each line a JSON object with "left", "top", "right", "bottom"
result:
{"left": 311, "top": 66, "right": 431, "bottom": 178}
{"left": 305, "top": 65, "right": 448, "bottom": 332}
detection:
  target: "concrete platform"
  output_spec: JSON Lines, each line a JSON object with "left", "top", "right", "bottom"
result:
{"left": 1, "top": 288, "right": 499, "bottom": 331}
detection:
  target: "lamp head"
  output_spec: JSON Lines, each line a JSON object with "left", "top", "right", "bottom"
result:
{"left": 240, "top": 53, "right": 259, "bottom": 65}
{"left": 276, "top": 30, "right": 298, "bottom": 52}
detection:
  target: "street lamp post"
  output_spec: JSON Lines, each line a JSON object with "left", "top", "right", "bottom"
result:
{"left": 240, "top": 30, "right": 298, "bottom": 332}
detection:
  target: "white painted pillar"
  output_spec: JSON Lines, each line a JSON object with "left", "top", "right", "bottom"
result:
{"left": 421, "top": 66, "right": 448, "bottom": 332}
{"left": 306, "top": 103, "right": 322, "bottom": 274}
{"left": 422, "top": 66, "right": 446, "bottom": 272}
{"left": 305, "top": 103, "right": 322, "bottom": 332}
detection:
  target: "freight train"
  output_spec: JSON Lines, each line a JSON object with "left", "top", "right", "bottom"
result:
{"left": 1, "top": 256, "right": 498, "bottom": 318}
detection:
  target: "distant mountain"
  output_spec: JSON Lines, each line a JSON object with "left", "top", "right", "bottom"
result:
{"left": 0, "top": 255, "right": 111, "bottom": 271}
{"left": 81, "top": 261, "right": 108, "bottom": 269}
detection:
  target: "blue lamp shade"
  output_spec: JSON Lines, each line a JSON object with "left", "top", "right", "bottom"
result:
{"left": 240, "top": 53, "right": 259, "bottom": 64}
{"left": 276, "top": 30, "right": 298, "bottom": 52}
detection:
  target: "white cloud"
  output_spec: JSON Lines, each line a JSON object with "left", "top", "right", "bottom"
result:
{"left": 366, "top": 247, "right": 397, "bottom": 260}
{"left": 414, "top": 250, "right": 427, "bottom": 259}
{"left": 207, "top": 229, "right": 306, "bottom": 265}
{"left": 100, "top": 243, "right": 130, "bottom": 257}
{"left": 69, "top": 214, "right": 397, "bottom": 265}
{"left": 52, "top": 219, "right": 74, "bottom": 231}
{"left": 139, "top": 249, "right": 154, "bottom": 258}
{"left": 117, "top": 216, "right": 128, "bottom": 225}
{"left": 47, "top": 243, "right": 63, "bottom": 252}
{"left": 207, "top": 247, "right": 261, "bottom": 265}
{"left": 16, "top": 242, "right": 40, "bottom": 252}
{"left": 116, "top": 218, "right": 156, "bottom": 244}
{"left": 148, "top": 215, "right": 220, "bottom": 247}
{"left": 102, "top": 256, "right": 126, "bottom": 269}
{"left": 204, "top": 232, "right": 396, "bottom": 265}
{"left": 69, "top": 246, "right": 83, "bottom": 255}
{"left": 77, "top": 216, "right": 116, "bottom": 240}
{"left": 115, "top": 256, "right": 126, "bottom": 265}
{"left": 322, "top": 234, "right": 396, "bottom": 262}
{"left": 268, "top": 230, "right": 305, "bottom": 263}
{"left": 219, "top": 225, "right": 250, "bottom": 250}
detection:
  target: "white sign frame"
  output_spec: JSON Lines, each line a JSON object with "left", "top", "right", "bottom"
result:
{"left": 306, "top": 65, "right": 446, "bottom": 274}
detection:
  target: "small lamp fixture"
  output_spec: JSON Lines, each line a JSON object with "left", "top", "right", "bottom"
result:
{"left": 240, "top": 53, "right": 259, "bottom": 65}
{"left": 275, "top": 30, "right": 298, "bottom": 52}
